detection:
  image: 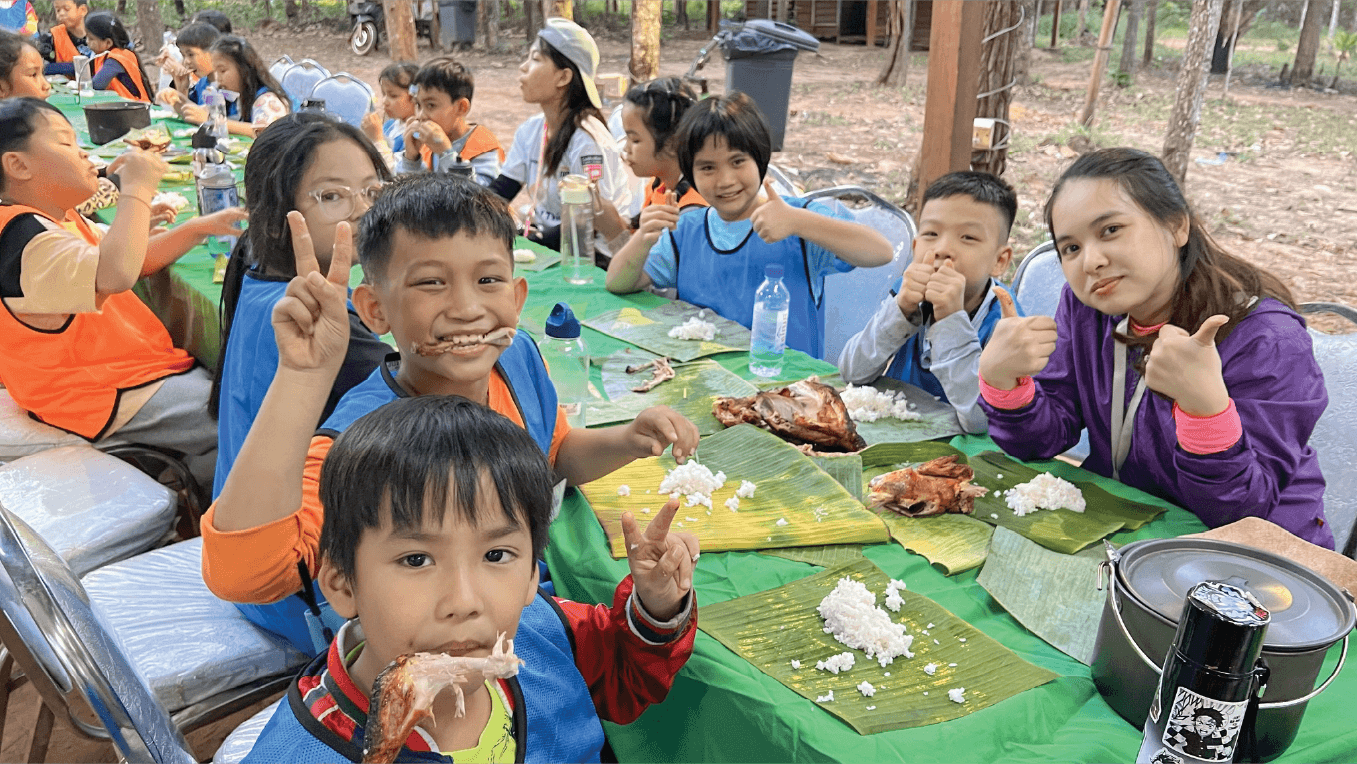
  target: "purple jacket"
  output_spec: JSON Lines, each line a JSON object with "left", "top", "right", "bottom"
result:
{"left": 981, "top": 287, "right": 1332, "bottom": 548}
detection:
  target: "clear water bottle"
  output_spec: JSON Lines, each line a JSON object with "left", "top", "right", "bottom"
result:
{"left": 749, "top": 264, "right": 790, "bottom": 377}
{"left": 539, "top": 302, "right": 590, "bottom": 428}
{"left": 560, "top": 174, "right": 595, "bottom": 285}
{"left": 203, "top": 86, "right": 229, "bottom": 143}
{"left": 195, "top": 160, "right": 240, "bottom": 258}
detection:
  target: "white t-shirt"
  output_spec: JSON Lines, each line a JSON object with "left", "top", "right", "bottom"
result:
{"left": 501, "top": 113, "right": 631, "bottom": 231}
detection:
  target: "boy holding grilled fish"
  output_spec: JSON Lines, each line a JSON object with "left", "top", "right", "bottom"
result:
{"left": 203, "top": 174, "right": 700, "bottom": 656}
{"left": 242, "top": 395, "right": 697, "bottom": 763}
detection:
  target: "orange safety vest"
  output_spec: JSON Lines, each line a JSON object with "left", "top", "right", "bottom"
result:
{"left": 0, "top": 205, "right": 195, "bottom": 440}
{"left": 92, "top": 47, "right": 150, "bottom": 102}
{"left": 49, "top": 24, "right": 78, "bottom": 62}
{"left": 420, "top": 123, "right": 507, "bottom": 170}
{"left": 643, "top": 178, "right": 706, "bottom": 211}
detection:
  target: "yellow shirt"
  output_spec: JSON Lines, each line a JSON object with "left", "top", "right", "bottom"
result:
{"left": 444, "top": 680, "right": 516, "bottom": 763}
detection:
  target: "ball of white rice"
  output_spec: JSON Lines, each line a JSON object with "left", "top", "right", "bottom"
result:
{"left": 1003, "top": 473, "right": 1086, "bottom": 516}
{"left": 839, "top": 385, "right": 922, "bottom": 423}
{"left": 817, "top": 577, "right": 915, "bottom": 667}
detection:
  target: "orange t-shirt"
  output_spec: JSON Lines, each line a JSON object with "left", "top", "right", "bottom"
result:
{"left": 643, "top": 179, "right": 706, "bottom": 211}
{"left": 200, "top": 368, "right": 571, "bottom": 604}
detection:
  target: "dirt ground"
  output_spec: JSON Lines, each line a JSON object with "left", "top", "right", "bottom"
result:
{"left": 5, "top": 24, "right": 1355, "bottom": 764}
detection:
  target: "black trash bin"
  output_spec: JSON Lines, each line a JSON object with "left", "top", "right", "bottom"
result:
{"left": 717, "top": 19, "right": 819, "bottom": 152}
{"left": 438, "top": 0, "right": 477, "bottom": 46}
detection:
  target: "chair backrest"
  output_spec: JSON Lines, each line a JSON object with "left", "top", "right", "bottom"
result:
{"left": 1011, "top": 241, "right": 1064, "bottom": 318}
{"left": 766, "top": 162, "right": 801, "bottom": 198}
{"left": 267, "top": 55, "right": 294, "bottom": 85}
{"left": 307, "top": 73, "right": 374, "bottom": 129}
{"left": 802, "top": 185, "right": 916, "bottom": 363}
{"left": 1300, "top": 302, "right": 1357, "bottom": 558}
{"left": 279, "top": 59, "right": 332, "bottom": 110}
{"left": 0, "top": 504, "right": 195, "bottom": 763}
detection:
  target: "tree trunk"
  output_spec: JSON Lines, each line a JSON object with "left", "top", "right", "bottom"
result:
{"left": 1075, "top": 0, "right": 1091, "bottom": 40}
{"left": 384, "top": 0, "right": 419, "bottom": 61}
{"left": 134, "top": 0, "right": 162, "bottom": 57}
{"left": 1329, "top": 0, "right": 1340, "bottom": 38}
{"left": 525, "top": 0, "right": 536, "bottom": 41}
{"left": 1161, "top": 0, "right": 1222, "bottom": 184}
{"left": 486, "top": 0, "right": 501, "bottom": 49}
{"left": 1117, "top": 0, "right": 1139, "bottom": 83}
{"left": 1142, "top": 0, "right": 1157, "bottom": 66}
{"left": 876, "top": 0, "right": 914, "bottom": 87}
{"left": 1291, "top": 0, "right": 1324, "bottom": 85}
{"left": 1211, "top": 0, "right": 1264, "bottom": 72}
{"left": 284, "top": 0, "right": 298, "bottom": 22}
{"left": 629, "top": 0, "right": 662, "bottom": 86}
{"left": 1079, "top": 0, "right": 1122, "bottom": 127}
{"left": 972, "top": 1, "right": 1023, "bottom": 177}
{"left": 1223, "top": 0, "right": 1244, "bottom": 96}
{"left": 1015, "top": 0, "right": 1037, "bottom": 83}
{"left": 677, "top": 0, "right": 689, "bottom": 29}
{"left": 117, "top": 0, "right": 126, "bottom": 14}
{"left": 173, "top": 0, "right": 186, "bottom": 18}
{"left": 546, "top": 0, "right": 573, "bottom": 20}
{"left": 1351, "top": 0, "right": 1357, "bottom": 33}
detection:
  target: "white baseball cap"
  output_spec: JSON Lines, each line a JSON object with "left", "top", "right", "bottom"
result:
{"left": 537, "top": 17, "right": 602, "bottom": 110}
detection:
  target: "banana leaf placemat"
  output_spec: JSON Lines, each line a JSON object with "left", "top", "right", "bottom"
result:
{"left": 583, "top": 301, "right": 751, "bottom": 361}
{"left": 697, "top": 558, "right": 1059, "bottom": 735}
{"left": 581, "top": 424, "right": 889, "bottom": 558}
{"left": 762, "top": 544, "right": 867, "bottom": 567}
{"left": 585, "top": 350, "right": 758, "bottom": 433}
{"left": 846, "top": 378, "right": 965, "bottom": 445}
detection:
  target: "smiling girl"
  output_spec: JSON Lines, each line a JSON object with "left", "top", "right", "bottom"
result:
{"left": 978, "top": 148, "right": 1330, "bottom": 546}
{"left": 207, "top": 35, "right": 288, "bottom": 136}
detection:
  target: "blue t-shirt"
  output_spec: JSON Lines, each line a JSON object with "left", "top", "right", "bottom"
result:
{"left": 643, "top": 198, "right": 853, "bottom": 290}
{"left": 382, "top": 116, "right": 405, "bottom": 154}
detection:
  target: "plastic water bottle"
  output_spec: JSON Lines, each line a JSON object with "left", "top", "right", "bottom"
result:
{"left": 560, "top": 175, "right": 595, "bottom": 285}
{"left": 203, "top": 86, "right": 229, "bottom": 143}
{"left": 195, "top": 159, "right": 240, "bottom": 258}
{"left": 538, "top": 302, "right": 590, "bottom": 428}
{"left": 749, "top": 264, "right": 790, "bottom": 377}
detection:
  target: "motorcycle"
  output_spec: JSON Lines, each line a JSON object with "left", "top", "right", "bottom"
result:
{"left": 348, "top": 0, "right": 436, "bottom": 56}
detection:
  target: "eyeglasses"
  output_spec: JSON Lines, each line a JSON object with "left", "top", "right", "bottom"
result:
{"left": 307, "top": 183, "right": 385, "bottom": 222}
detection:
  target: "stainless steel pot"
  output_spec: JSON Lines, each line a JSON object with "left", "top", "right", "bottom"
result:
{"left": 1092, "top": 538, "right": 1353, "bottom": 761}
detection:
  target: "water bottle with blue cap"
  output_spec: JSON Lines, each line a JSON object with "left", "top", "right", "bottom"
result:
{"left": 539, "top": 302, "right": 590, "bottom": 428}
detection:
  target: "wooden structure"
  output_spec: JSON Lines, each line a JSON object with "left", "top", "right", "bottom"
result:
{"left": 743, "top": 0, "right": 933, "bottom": 48}
{"left": 914, "top": 0, "right": 987, "bottom": 211}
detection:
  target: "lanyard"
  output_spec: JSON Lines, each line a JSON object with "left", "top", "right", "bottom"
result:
{"left": 1110, "top": 316, "right": 1148, "bottom": 482}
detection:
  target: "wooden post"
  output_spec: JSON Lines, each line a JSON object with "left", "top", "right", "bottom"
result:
{"left": 1078, "top": 0, "right": 1122, "bottom": 127}
{"left": 708, "top": 0, "right": 721, "bottom": 33}
{"left": 1051, "top": 0, "right": 1061, "bottom": 48}
{"left": 914, "top": 0, "right": 988, "bottom": 212}
{"left": 384, "top": 0, "right": 419, "bottom": 61}
{"left": 431, "top": 0, "right": 443, "bottom": 50}
{"left": 1142, "top": 0, "right": 1157, "bottom": 66}
{"left": 867, "top": 0, "right": 878, "bottom": 47}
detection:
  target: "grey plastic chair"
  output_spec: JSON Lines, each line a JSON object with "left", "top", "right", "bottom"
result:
{"left": 1300, "top": 302, "right": 1357, "bottom": 558}
{"left": 0, "top": 508, "right": 307, "bottom": 761}
{"left": 308, "top": 73, "right": 375, "bottom": 129}
{"left": 0, "top": 445, "right": 175, "bottom": 576}
{"left": 266, "top": 55, "right": 294, "bottom": 86}
{"left": 800, "top": 186, "right": 914, "bottom": 364}
{"left": 1010, "top": 241, "right": 1063, "bottom": 318}
{"left": 212, "top": 698, "right": 280, "bottom": 763}
{"left": 279, "top": 59, "right": 331, "bottom": 110}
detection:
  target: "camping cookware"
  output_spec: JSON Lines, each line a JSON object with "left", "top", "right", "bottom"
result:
{"left": 82, "top": 101, "right": 151, "bottom": 146}
{"left": 1094, "top": 537, "right": 1353, "bottom": 761}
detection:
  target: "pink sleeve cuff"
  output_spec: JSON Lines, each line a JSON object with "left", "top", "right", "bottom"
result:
{"left": 979, "top": 375, "right": 1036, "bottom": 410}
{"left": 1174, "top": 399, "right": 1243, "bottom": 455}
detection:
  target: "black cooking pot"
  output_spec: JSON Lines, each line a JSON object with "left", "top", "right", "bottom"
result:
{"left": 1092, "top": 538, "right": 1354, "bottom": 761}
{"left": 82, "top": 102, "right": 151, "bottom": 145}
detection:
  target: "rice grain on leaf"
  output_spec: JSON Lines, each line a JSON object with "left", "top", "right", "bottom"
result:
{"left": 583, "top": 301, "right": 752, "bottom": 361}
{"left": 581, "top": 425, "right": 889, "bottom": 557}
{"left": 697, "top": 558, "right": 1059, "bottom": 734}
{"left": 588, "top": 351, "right": 758, "bottom": 433}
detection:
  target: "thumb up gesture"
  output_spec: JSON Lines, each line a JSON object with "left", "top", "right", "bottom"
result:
{"left": 979, "top": 285, "right": 1059, "bottom": 390}
{"left": 750, "top": 178, "right": 803, "bottom": 244}
{"left": 1144, "top": 315, "right": 1231, "bottom": 416}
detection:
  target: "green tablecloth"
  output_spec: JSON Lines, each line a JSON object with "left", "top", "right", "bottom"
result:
{"left": 52, "top": 91, "right": 1356, "bottom": 763}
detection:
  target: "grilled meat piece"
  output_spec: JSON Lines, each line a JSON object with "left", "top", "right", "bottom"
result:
{"left": 867, "top": 455, "right": 989, "bottom": 517}
{"left": 712, "top": 377, "right": 867, "bottom": 452}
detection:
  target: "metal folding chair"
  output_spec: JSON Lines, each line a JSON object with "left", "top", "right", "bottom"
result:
{"left": 1299, "top": 302, "right": 1357, "bottom": 557}
{"left": 307, "top": 72, "right": 375, "bottom": 129}
{"left": 266, "top": 55, "right": 294, "bottom": 86}
{"left": 0, "top": 505, "right": 306, "bottom": 761}
{"left": 1010, "top": 241, "right": 1063, "bottom": 318}
{"left": 800, "top": 185, "right": 915, "bottom": 363}
{"left": 278, "top": 59, "right": 331, "bottom": 110}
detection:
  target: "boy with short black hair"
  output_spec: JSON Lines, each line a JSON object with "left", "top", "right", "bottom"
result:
{"left": 155, "top": 22, "right": 220, "bottom": 116}
{"left": 605, "top": 93, "right": 893, "bottom": 360}
{"left": 203, "top": 174, "right": 699, "bottom": 657}
{"left": 243, "top": 395, "right": 697, "bottom": 762}
{"left": 838, "top": 171, "right": 1018, "bottom": 434}
{"left": 36, "top": 0, "right": 90, "bottom": 76}
{"left": 396, "top": 57, "right": 503, "bottom": 186}
{"left": 190, "top": 8, "right": 232, "bottom": 34}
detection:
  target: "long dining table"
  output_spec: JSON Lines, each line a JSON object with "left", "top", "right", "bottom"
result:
{"left": 57, "top": 92, "right": 1357, "bottom": 764}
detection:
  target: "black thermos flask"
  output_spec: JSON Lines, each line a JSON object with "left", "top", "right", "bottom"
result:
{"left": 1136, "top": 581, "right": 1271, "bottom": 764}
